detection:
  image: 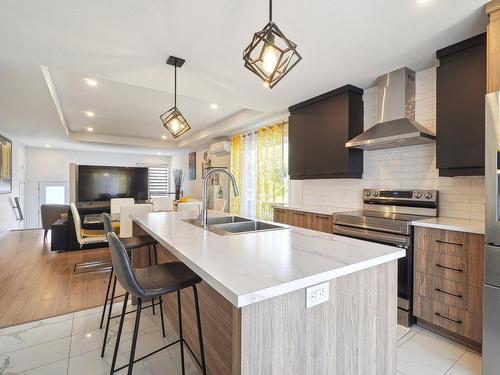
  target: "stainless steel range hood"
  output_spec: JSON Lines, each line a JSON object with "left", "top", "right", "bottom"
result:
{"left": 346, "top": 67, "right": 436, "bottom": 151}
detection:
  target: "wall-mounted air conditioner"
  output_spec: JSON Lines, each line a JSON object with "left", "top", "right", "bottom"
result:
{"left": 209, "top": 140, "right": 231, "bottom": 155}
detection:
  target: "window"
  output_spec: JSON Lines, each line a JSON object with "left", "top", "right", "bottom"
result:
{"left": 148, "top": 166, "right": 170, "bottom": 198}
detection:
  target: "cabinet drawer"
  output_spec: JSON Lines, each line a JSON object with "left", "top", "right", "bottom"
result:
{"left": 414, "top": 295, "right": 482, "bottom": 342}
{"left": 290, "top": 211, "right": 312, "bottom": 229}
{"left": 273, "top": 209, "right": 290, "bottom": 225}
{"left": 414, "top": 227, "right": 484, "bottom": 257}
{"left": 414, "top": 250, "right": 482, "bottom": 287}
{"left": 414, "top": 272, "right": 482, "bottom": 312}
{"left": 310, "top": 213, "right": 332, "bottom": 233}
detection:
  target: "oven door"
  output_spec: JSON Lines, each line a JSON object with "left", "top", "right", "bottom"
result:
{"left": 486, "top": 91, "right": 500, "bottom": 245}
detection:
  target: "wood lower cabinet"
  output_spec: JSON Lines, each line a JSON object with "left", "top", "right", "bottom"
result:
{"left": 413, "top": 226, "right": 484, "bottom": 346}
{"left": 273, "top": 208, "right": 332, "bottom": 234}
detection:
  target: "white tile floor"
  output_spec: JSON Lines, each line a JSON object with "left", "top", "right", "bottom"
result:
{"left": 0, "top": 304, "right": 482, "bottom": 375}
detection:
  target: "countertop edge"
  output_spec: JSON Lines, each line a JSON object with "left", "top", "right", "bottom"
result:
{"left": 236, "top": 249, "right": 406, "bottom": 308}
{"left": 411, "top": 219, "right": 485, "bottom": 235}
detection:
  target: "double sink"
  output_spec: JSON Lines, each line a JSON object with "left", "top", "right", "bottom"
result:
{"left": 183, "top": 215, "right": 287, "bottom": 236}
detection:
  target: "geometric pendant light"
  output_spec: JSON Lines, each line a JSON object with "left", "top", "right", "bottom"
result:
{"left": 243, "top": 0, "right": 302, "bottom": 88}
{"left": 160, "top": 56, "right": 191, "bottom": 138}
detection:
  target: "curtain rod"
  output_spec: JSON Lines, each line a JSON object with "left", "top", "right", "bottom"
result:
{"left": 240, "top": 121, "right": 288, "bottom": 137}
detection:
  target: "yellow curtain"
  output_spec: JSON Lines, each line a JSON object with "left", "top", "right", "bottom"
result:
{"left": 229, "top": 134, "right": 242, "bottom": 214}
{"left": 256, "top": 122, "right": 288, "bottom": 220}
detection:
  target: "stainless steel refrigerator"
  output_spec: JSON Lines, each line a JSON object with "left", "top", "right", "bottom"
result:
{"left": 484, "top": 91, "right": 500, "bottom": 374}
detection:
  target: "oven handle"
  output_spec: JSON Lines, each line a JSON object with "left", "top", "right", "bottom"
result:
{"left": 333, "top": 216, "right": 409, "bottom": 235}
{"left": 332, "top": 225, "right": 410, "bottom": 247}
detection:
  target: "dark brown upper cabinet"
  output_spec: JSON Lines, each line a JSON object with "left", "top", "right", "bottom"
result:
{"left": 288, "top": 85, "right": 364, "bottom": 180}
{"left": 436, "top": 33, "right": 486, "bottom": 177}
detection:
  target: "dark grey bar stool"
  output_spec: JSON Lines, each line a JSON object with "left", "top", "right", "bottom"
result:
{"left": 107, "top": 232, "right": 207, "bottom": 375}
{"left": 100, "top": 213, "right": 161, "bottom": 358}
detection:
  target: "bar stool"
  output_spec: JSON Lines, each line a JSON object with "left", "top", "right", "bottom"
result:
{"left": 107, "top": 232, "right": 207, "bottom": 375}
{"left": 100, "top": 213, "right": 161, "bottom": 358}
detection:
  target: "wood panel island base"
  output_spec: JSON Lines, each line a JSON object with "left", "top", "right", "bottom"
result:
{"left": 132, "top": 211, "right": 404, "bottom": 375}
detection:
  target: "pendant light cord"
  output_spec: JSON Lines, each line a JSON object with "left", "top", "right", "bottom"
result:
{"left": 174, "top": 64, "right": 177, "bottom": 107}
{"left": 269, "top": 0, "right": 272, "bottom": 22}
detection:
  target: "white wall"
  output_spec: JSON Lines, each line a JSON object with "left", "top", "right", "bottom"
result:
{"left": 0, "top": 132, "right": 26, "bottom": 233}
{"left": 291, "top": 67, "right": 486, "bottom": 221}
{"left": 24, "top": 147, "right": 170, "bottom": 228}
{"left": 170, "top": 148, "right": 230, "bottom": 198}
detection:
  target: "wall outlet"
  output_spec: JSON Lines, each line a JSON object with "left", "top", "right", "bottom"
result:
{"left": 306, "top": 281, "right": 330, "bottom": 308}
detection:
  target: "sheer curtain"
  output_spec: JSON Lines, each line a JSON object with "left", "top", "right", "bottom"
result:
{"left": 230, "top": 122, "right": 288, "bottom": 220}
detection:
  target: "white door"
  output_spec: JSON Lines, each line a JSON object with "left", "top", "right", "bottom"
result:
{"left": 38, "top": 181, "right": 69, "bottom": 227}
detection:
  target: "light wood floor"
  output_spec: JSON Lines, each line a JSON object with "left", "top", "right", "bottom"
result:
{"left": 0, "top": 229, "right": 121, "bottom": 328}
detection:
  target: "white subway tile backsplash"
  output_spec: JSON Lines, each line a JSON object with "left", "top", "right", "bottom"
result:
{"left": 296, "top": 66, "right": 486, "bottom": 221}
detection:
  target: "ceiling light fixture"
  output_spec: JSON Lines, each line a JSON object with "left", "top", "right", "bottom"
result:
{"left": 83, "top": 111, "right": 95, "bottom": 117}
{"left": 84, "top": 78, "right": 98, "bottom": 86}
{"left": 160, "top": 56, "right": 191, "bottom": 139}
{"left": 84, "top": 126, "right": 94, "bottom": 132}
{"left": 45, "top": 144, "right": 51, "bottom": 148}
{"left": 210, "top": 103, "right": 218, "bottom": 110}
{"left": 243, "top": 0, "right": 301, "bottom": 88}
{"left": 161, "top": 135, "right": 168, "bottom": 140}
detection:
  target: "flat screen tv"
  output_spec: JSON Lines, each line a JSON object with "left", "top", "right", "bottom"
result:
{"left": 77, "top": 165, "right": 149, "bottom": 202}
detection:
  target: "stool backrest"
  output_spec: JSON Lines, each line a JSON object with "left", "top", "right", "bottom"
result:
{"left": 110, "top": 198, "right": 135, "bottom": 214}
{"left": 177, "top": 201, "right": 202, "bottom": 213}
{"left": 151, "top": 197, "right": 173, "bottom": 212}
{"left": 107, "top": 232, "right": 143, "bottom": 296}
{"left": 214, "top": 198, "right": 227, "bottom": 212}
{"left": 119, "top": 204, "right": 152, "bottom": 238}
{"left": 102, "top": 212, "right": 113, "bottom": 234}
{"left": 70, "top": 202, "right": 84, "bottom": 246}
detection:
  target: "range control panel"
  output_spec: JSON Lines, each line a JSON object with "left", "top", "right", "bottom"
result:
{"left": 363, "top": 189, "right": 438, "bottom": 202}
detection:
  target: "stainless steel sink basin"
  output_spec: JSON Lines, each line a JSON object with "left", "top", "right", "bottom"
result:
{"left": 210, "top": 220, "right": 287, "bottom": 236}
{"left": 183, "top": 216, "right": 287, "bottom": 235}
{"left": 183, "top": 216, "right": 252, "bottom": 227}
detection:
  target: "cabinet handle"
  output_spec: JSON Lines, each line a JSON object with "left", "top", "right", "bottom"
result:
{"left": 436, "top": 239, "right": 463, "bottom": 247}
{"left": 435, "top": 312, "right": 462, "bottom": 324}
{"left": 294, "top": 212, "right": 306, "bottom": 216}
{"left": 435, "top": 263, "right": 464, "bottom": 273}
{"left": 314, "top": 215, "right": 330, "bottom": 219}
{"left": 435, "top": 288, "right": 463, "bottom": 299}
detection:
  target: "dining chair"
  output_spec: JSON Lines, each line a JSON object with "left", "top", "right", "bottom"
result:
{"left": 151, "top": 197, "right": 174, "bottom": 212}
{"left": 214, "top": 198, "right": 227, "bottom": 212}
{"left": 177, "top": 201, "right": 203, "bottom": 212}
{"left": 110, "top": 198, "right": 135, "bottom": 214}
{"left": 70, "top": 203, "right": 107, "bottom": 248}
{"left": 119, "top": 204, "right": 153, "bottom": 238}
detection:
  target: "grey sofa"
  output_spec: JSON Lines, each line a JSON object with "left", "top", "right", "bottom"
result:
{"left": 40, "top": 204, "right": 69, "bottom": 241}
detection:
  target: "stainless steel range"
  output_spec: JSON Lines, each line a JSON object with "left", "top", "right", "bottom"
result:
{"left": 332, "top": 188, "right": 438, "bottom": 327}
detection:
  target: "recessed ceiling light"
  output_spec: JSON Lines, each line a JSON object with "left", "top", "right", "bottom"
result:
{"left": 161, "top": 135, "right": 167, "bottom": 140}
{"left": 83, "top": 111, "right": 95, "bottom": 117}
{"left": 416, "top": 0, "right": 431, "bottom": 3}
{"left": 84, "top": 126, "right": 94, "bottom": 132}
{"left": 157, "top": 152, "right": 162, "bottom": 155}
{"left": 210, "top": 103, "right": 218, "bottom": 110}
{"left": 84, "top": 78, "right": 98, "bottom": 86}
{"left": 45, "top": 144, "right": 51, "bottom": 148}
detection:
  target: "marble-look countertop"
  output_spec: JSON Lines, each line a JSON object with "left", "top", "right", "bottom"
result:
{"left": 412, "top": 217, "right": 485, "bottom": 235}
{"left": 272, "top": 203, "right": 352, "bottom": 216}
{"left": 132, "top": 210, "right": 405, "bottom": 308}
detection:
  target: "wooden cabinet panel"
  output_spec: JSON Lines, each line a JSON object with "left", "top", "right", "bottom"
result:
{"left": 273, "top": 208, "right": 290, "bottom": 225}
{"left": 414, "top": 295, "right": 482, "bottom": 342}
{"left": 290, "top": 211, "right": 312, "bottom": 229}
{"left": 414, "top": 227, "right": 484, "bottom": 258}
{"left": 310, "top": 213, "right": 333, "bottom": 233}
{"left": 288, "top": 85, "right": 363, "bottom": 180}
{"left": 414, "top": 272, "right": 482, "bottom": 312}
{"left": 436, "top": 33, "right": 486, "bottom": 176}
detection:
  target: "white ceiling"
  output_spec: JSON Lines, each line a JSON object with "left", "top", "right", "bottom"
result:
{"left": 0, "top": 0, "right": 489, "bottom": 155}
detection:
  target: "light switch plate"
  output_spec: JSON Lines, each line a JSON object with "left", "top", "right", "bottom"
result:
{"left": 306, "top": 281, "right": 330, "bottom": 308}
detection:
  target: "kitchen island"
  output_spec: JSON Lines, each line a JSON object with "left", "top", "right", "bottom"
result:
{"left": 132, "top": 210, "right": 405, "bottom": 375}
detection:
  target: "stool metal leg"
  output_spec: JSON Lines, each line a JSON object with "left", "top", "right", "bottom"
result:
{"left": 153, "top": 244, "right": 158, "bottom": 265}
{"left": 158, "top": 295, "right": 166, "bottom": 337}
{"left": 128, "top": 298, "right": 142, "bottom": 375}
{"left": 177, "top": 290, "right": 186, "bottom": 375}
{"left": 101, "top": 275, "right": 117, "bottom": 357}
{"left": 99, "top": 267, "right": 114, "bottom": 329}
{"left": 110, "top": 292, "right": 129, "bottom": 375}
{"left": 148, "top": 245, "right": 156, "bottom": 316}
{"left": 193, "top": 285, "right": 207, "bottom": 375}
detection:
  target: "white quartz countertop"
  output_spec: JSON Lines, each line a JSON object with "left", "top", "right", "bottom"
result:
{"left": 272, "top": 204, "right": 352, "bottom": 216}
{"left": 132, "top": 211, "right": 405, "bottom": 308}
{"left": 412, "top": 217, "right": 485, "bottom": 235}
